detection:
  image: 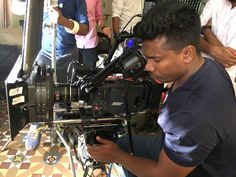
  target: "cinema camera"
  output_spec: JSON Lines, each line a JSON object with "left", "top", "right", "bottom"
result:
{"left": 5, "top": 36, "right": 163, "bottom": 141}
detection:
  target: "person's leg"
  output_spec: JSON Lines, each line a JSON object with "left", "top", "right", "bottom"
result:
{"left": 34, "top": 50, "right": 51, "bottom": 66}
{"left": 80, "top": 48, "right": 98, "bottom": 68}
{"left": 116, "top": 135, "right": 163, "bottom": 177}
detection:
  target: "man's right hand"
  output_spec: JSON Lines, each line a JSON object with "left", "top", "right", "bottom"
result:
{"left": 210, "top": 45, "right": 236, "bottom": 68}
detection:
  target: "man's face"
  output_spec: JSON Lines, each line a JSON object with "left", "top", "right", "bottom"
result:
{"left": 142, "top": 37, "right": 188, "bottom": 83}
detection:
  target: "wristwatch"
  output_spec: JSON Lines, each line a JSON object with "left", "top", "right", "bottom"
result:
{"left": 201, "top": 25, "right": 211, "bottom": 34}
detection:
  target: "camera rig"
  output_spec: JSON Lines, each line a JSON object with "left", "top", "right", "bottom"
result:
{"left": 5, "top": 45, "right": 163, "bottom": 141}
{"left": 5, "top": 44, "right": 163, "bottom": 176}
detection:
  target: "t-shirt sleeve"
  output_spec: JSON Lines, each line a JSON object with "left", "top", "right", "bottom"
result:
{"left": 200, "top": 0, "right": 214, "bottom": 26}
{"left": 158, "top": 109, "right": 218, "bottom": 167}
{"left": 95, "top": 0, "right": 103, "bottom": 21}
{"left": 112, "top": 0, "right": 124, "bottom": 18}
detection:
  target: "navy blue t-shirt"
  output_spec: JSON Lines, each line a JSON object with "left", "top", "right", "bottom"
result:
{"left": 158, "top": 58, "right": 236, "bottom": 177}
{"left": 42, "top": 0, "right": 88, "bottom": 57}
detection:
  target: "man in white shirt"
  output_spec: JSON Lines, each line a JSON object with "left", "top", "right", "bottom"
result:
{"left": 112, "top": 0, "right": 144, "bottom": 34}
{"left": 200, "top": 0, "right": 236, "bottom": 94}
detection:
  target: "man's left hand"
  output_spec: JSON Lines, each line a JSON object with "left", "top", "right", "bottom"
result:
{"left": 87, "top": 136, "right": 123, "bottom": 163}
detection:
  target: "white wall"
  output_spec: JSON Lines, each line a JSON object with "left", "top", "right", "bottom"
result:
{"left": 102, "top": 0, "right": 112, "bottom": 26}
{"left": 0, "top": 0, "right": 5, "bottom": 27}
{"left": 0, "top": 0, "right": 11, "bottom": 28}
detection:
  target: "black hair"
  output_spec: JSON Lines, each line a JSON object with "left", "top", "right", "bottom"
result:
{"left": 133, "top": 1, "right": 201, "bottom": 53}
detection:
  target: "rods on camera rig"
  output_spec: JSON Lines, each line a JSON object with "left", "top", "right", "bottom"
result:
{"left": 18, "top": 0, "right": 43, "bottom": 78}
{"left": 48, "top": 0, "right": 58, "bottom": 82}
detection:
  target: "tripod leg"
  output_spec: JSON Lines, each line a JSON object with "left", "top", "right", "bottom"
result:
{"left": 55, "top": 126, "right": 76, "bottom": 177}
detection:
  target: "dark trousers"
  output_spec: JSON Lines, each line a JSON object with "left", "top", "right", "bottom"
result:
{"left": 116, "top": 135, "right": 163, "bottom": 177}
{"left": 78, "top": 47, "right": 98, "bottom": 69}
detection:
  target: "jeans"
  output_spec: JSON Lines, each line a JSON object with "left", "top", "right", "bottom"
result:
{"left": 116, "top": 135, "right": 163, "bottom": 177}
{"left": 35, "top": 48, "right": 79, "bottom": 83}
{"left": 78, "top": 47, "right": 98, "bottom": 68}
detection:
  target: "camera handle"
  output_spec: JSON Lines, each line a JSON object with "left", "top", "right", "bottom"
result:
{"left": 126, "top": 114, "right": 134, "bottom": 155}
{"left": 123, "top": 90, "right": 134, "bottom": 154}
{"left": 103, "top": 32, "right": 126, "bottom": 66}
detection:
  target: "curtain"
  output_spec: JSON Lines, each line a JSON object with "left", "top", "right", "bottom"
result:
{"left": 0, "top": 0, "right": 12, "bottom": 28}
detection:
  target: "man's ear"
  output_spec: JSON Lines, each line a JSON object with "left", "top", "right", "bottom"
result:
{"left": 181, "top": 45, "right": 195, "bottom": 63}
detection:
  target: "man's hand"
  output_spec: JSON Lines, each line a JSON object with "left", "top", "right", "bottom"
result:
{"left": 210, "top": 45, "right": 236, "bottom": 67}
{"left": 102, "top": 26, "right": 112, "bottom": 38}
{"left": 48, "top": 6, "right": 88, "bottom": 35}
{"left": 112, "top": 17, "right": 121, "bottom": 34}
{"left": 87, "top": 136, "right": 123, "bottom": 163}
{"left": 49, "top": 6, "right": 64, "bottom": 25}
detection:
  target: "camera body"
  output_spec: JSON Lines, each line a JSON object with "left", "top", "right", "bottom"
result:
{"left": 91, "top": 79, "right": 162, "bottom": 117}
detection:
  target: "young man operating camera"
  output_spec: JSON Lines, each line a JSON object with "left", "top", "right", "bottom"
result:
{"left": 87, "top": 1, "right": 236, "bottom": 177}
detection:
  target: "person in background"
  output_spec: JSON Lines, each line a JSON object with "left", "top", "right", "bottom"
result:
{"left": 35, "top": 0, "right": 89, "bottom": 83}
{"left": 200, "top": 0, "right": 236, "bottom": 94}
{"left": 76, "top": 0, "right": 112, "bottom": 69}
{"left": 110, "top": 0, "right": 144, "bottom": 61}
{"left": 87, "top": 1, "right": 236, "bottom": 177}
{"left": 112, "top": 0, "right": 144, "bottom": 34}
{"left": 11, "top": 0, "right": 89, "bottom": 150}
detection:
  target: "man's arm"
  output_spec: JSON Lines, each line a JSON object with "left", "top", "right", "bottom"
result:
{"left": 200, "top": 28, "right": 236, "bottom": 67}
{"left": 117, "top": 148, "right": 194, "bottom": 177}
{"left": 112, "top": 17, "right": 120, "bottom": 34}
{"left": 201, "top": 26, "right": 223, "bottom": 47}
{"left": 112, "top": 0, "right": 124, "bottom": 34}
{"left": 87, "top": 136, "right": 194, "bottom": 177}
{"left": 199, "top": 0, "right": 236, "bottom": 67}
{"left": 96, "top": 0, "right": 112, "bottom": 38}
{"left": 53, "top": 7, "right": 88, "bottom": 35}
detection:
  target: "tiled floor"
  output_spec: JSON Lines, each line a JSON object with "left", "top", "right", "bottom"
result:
{"left": 0, "top": 101, "right": 121, "bottom": 177}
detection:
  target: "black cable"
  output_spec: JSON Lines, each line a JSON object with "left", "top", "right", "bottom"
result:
{"left": 103, "top": 14, "right": 142, "bottom": 66}
{"left": 120, "top": 14, "right": 142, "bottom": 34}
{"left": 122, "top": 85, "right": 134, "bottom": 155}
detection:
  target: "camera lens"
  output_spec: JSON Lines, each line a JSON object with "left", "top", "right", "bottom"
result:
{"left": 54, "top": 83, "right": 79, "bottom": 103}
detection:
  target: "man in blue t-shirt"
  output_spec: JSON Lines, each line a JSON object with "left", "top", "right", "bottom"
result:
{"left": 86, "top": 1, "right": 236, "bottom": 177}
{"left": 11, "top": 0, "right": 89, "bottom": 82}
{"left": 35, "top": 0, "right": 89, "bottom": 83}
